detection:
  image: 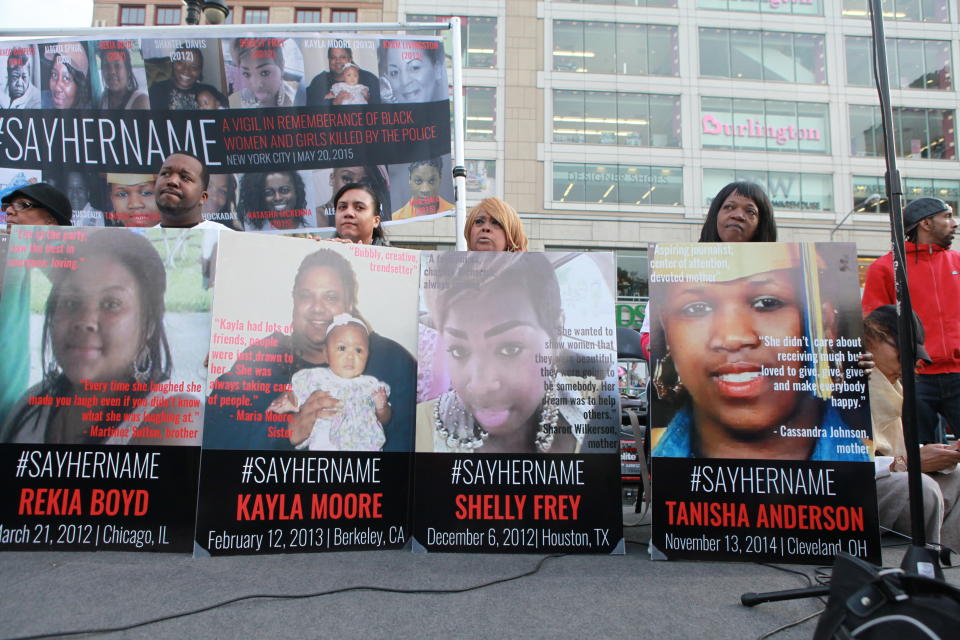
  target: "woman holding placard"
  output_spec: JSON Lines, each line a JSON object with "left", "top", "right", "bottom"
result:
{"left": 463, "top": 197, "right": 528, "bottom": 252}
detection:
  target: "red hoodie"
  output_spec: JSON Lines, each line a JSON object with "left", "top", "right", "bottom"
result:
{"left": 861, "top": 242, "right": 960, "bottom": 375}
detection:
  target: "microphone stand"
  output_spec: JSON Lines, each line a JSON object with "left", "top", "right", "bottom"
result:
{"left": 742, "top": 0, "right": 943, "bottom": 608}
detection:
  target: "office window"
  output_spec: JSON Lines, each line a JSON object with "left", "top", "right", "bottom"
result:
{"left": 701, "top": 97, "right": 830, "bottom": 153}
{"left": 155, "top": 6, "right": 181, "bottom": 25}
{"left": 698, "top": 0, "right": 822, "bottom": 14}
{"left": 243, "top": 8, "right": 269, "bottom": 24}
{"left": 853, "top": 175, "right": 959, "bottom": 214}
{"left": 849, "top": 105, "right": 955, "bottom": 159}
{"left": 295, "top": 9, "right": 322, "bottom": 23}
{"left": 699, "top": 28, "right": 826, "bottom": 84}
{"left": 553, "top": 21, "right": 678, "bottom": 76}
{"left": 465, "top": 160, "right": 496, "bottom": 199}
{"left": 553, "top": 90, "right": 681, "bottom": 147}
{"left": 331, "top": 9, "right": 358, "bottom": 23}
{"left": 555, "top": 0, "right": 676, "bottom": 6}
{"left": 119, "top": 5, "right": 146, "bottom": 25}
{"left": 841, "top": 0, "right": 949, "bottom": 22}
{"left": 553, "top": 163, "right": 683, "bottom": 206}
{"left": 407, "top": 15, "right": 497, "bottom": 69}
{"left": 704, "top": 169, "right": 833, "bottom": 211}
{"left": 846, "top": 36, "right": 951, "bottom": 90}
{"left": 465, "top": 87, "right": 495, "bottom": 141}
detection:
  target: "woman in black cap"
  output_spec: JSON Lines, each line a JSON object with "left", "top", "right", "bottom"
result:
{"left": 2, "top": 183, "right": 73, "bottom": 226}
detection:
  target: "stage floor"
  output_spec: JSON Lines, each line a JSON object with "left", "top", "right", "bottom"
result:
{"left": 2, "top": 506, "right": 958, "bottom": 640}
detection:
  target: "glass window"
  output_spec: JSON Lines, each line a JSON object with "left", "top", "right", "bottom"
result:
{"left": 849, "top": 106, "right": 883, "bottom": 156}
{"left": 553, "top": 21, "right": 678, "bottom": 76}
{"left": 851, "top": 106, "right": 955, "bottom": 159}
{"left": 243, "top": 8, "right": 269, "bottom": 24}
{"left": 155, "top": 6, "right": 181, "bottom": 25}
{"left": 701, "top": 97, "right": 829, "bottom": 153}
{"left": 704, "top": 168, "right": 833, "bottom": 211}
{"left": 841, "top": 0, "right": 949, "bottom": 22}
{"left": 556, "top": 0, "right": 676, "bottom": 6}
{"left": 331, "top": 10, "right": 357, "bottom": 23}
{"left": 700, "top": 28, "right": 825, "bottom": 84}
{"left": 847, "top": 37, "right": 951, "bottom": 89}
{"left": 553, "top": 163, "right": 682, "bottom": 206}
{"left": 119, "top": 6, "right": 146, "bottom": 25}
{"left": 295, "top": 9, "right": 322, "bottom": 23}
{"left": 407, "top": 15, "right": 497, "bottom": 69}
{"left": 465, "top": 87, "right": 495, "bottom": 142}
{"left": 700, "top": 28, "right": 730, "bottom": 78}
{"left": 553, "top": 91, "right": 680, "bottom": 148}
{"left": 465, "top": 160, "right": 496, "bottom": 199}
{"left": 616, "top": 250, "right": 649, "bottom": 300}
{"left": 854, "top": 176, "right": 960, "bottom": 215}
{"left": 698, "top": 0, "right": 824, "bottom": 15}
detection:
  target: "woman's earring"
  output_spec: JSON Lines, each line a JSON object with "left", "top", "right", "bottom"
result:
{"left": 653, "top": 349, "right": 684, "bottom": 401}
{"left": 535, "top": 369, "right": 560, "bottom": 453}
{"left": 435, "top": 390, "right": 489, "bottom": 450}
{"left": 133, "top": 347, "right": 152, "bottom": 384}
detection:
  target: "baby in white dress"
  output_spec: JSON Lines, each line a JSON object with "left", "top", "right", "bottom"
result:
{"left": 271, "top": 314, "right": 390, "bottom": 450}
{"left": 325, "top": 63, "right": 369, "bottom": 105}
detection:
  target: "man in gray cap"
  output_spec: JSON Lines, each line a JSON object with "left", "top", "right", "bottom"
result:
{"left": 862, "top": 197, "right": 960, "bottom": 443}
{"left": 1, "top": 183, "right": 73, "bottom": 226}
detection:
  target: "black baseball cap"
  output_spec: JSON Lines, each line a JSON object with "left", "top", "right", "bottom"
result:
{"left": 866, "top": 304, "right": 933, "bottom": 365}
{"left": 2, "top": 183, "right": 73, "bottom": 226}
{"left": 904, "top": 197, "right": 950, "bottom": 231}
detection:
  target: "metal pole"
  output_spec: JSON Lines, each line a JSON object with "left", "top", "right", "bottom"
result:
{"left": 829, "top": 194, "right": 882, "bottom": 241}
{"left": 449, "top": 17, "right": 468, "bottom": 250}
{"left": 0, "top": 22, "right": 452, "bottom": 38}
{"left": 868, "top": 0, "right": 939, "bottom": 574}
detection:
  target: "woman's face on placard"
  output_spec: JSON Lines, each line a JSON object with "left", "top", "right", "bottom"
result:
{"left": 239, "top": 53, "right": 283, "bottom": 105}
{"left": 109, "top": 181, "right": 160, "bottom": 227}
{"left": 291, "top": 266, "right": 350, "bottom": 358}
{"left": 101, "top": 52, "right": 129, "bottom": 93}
{"left": 172, "top": 50, "right": 202, "bottom": 90}
{"left": 263, "top": 173, "right": 295, "bottom": 211}
{"left": 51, "top": 255, "right": 144, "bottom": 385}
{"left": 662, "top": 268, "right": 806, "bottom": 437}
{"left": 382, "top": 48, "right": 442, "bottom": 103}
{"left": 203, "top": 173, "right": 230, "bottom": 213}
{"left": 49, "top": 55, "right": 79, "bottom": 109}
{"left": 441, "top": 284, "right": 551, "bottom": 437}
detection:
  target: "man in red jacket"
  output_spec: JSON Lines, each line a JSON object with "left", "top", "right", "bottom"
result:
{"left": 862, "top": 197, "right": 960, "bottom": 443}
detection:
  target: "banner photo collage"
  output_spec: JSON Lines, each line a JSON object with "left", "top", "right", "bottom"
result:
{"left": 647, "top": 242, "right": 881, "bottom": 564}
{"left": 0, "top": 227, "right": 624, "bottom": 556}
{"left": 0, "top": 33, "right": 453, "bottom": 232}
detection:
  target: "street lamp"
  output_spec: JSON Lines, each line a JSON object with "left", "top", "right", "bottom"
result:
{"left": 184, "top": 0, "right": 231, "bottom": 25}
{"left": 829, "top": 193, "right": 883, "bottom": 241}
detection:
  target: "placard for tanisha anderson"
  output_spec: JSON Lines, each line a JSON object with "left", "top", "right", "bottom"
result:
{"left": 0, "top": 226, "right": 213, "bottom": 552}
{"left": 412, "top": 251, "right": 624, "bottom": 553}
{"left": 195, "top": 233, "right": 418, "bottom": 556}
{"left": 648, "top": 242, "right": 880, "bottom": 563}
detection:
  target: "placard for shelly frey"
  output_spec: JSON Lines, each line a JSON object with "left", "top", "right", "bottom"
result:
{"left": 0, "top": 227, "right": 213, "bottom": 552}
{"left": 648, "top": 242, "right": 880, "bottom": 564}
{"left": 195, "top": 234, "right": 418, "bottom": 556}
{"left": 412, "top": 252, "right": 624, "bottom": 553}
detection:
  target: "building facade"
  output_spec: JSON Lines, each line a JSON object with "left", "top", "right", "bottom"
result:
{"left": 90, "top": 0, "right": 957, "bottom": 305}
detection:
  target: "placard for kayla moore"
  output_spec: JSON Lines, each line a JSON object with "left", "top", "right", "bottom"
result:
{"left": 412, "top": 251, "right": 624, "bottom": 553}
{"left": 0, "top": 227, "right": 213, "bottom": 551}
{"left": 195, "top": 234, "right": 418, "bottom": 556}
{"left": 647, "top": 242, "right": 880, "bottom": 563}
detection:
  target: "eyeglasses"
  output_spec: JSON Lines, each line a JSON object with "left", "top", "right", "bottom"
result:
{"left": 2, "top": 199, "right": 38, "bottom": 212}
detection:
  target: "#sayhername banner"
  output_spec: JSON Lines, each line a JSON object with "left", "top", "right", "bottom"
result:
{"left": 0, "top": 34, "right": 453, "bottom": 231}
{"left": 0, "top": 226, "right": 213, "bottom": 551}
{"left": 648, "top": 242, "right": 880, "bottom": 563}
{"left": 412, "top": 251, "right": 624, "bottom": 553}
{"left": 195, "top": 233, "right": 418, "bottom": 556}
